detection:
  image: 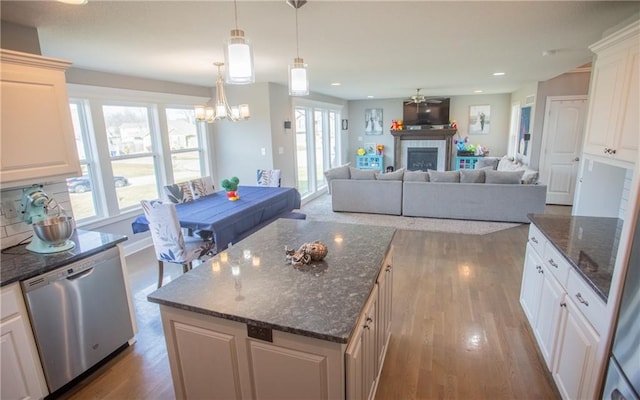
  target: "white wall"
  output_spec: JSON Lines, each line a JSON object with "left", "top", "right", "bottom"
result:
{"left": 347, "top": 94, "right": 511, "bottom": 169}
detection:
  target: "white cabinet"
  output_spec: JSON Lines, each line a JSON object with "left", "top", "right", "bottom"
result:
{"left": 0, "top": 49, "right": 81, "bottom": 187}
{"left": 375, "top": 256, "right": 393, "bottom": 373}
{"left": 0, "top": 283, "right": 48, "bottom": 400}
{"left": 582, "top": 20, "right": 639, "bottom": 166}
{"left": 519, "top": 224, "right": 605, "bottom": 399}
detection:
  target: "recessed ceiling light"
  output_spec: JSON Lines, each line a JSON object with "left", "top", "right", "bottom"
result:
{"left": 474, "top": 90, "right": 483, "bottom": 93}
{"left": 493, "top": 72, "right": 505, "bottom": 76}
{"left": 56, "top": 0, "right": 88, "bottom": 4}
{"left": 330, "top": 82, "right": 341, "bottom": 86}
{"left": 367, "top": 95, "right": 374, "bottom": 98}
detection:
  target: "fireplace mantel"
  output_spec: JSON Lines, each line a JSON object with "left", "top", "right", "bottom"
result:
{"left": 391, "top": 129, "right": 458, "bottom": 170}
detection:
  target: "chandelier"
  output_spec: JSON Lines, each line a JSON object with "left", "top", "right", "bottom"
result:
{"left": 287, "top": 0, "right": 309, "bottom": 96}
{"left": 225, "top": 0, "right": 254, "bottom": 84}
{"left": 195, "top": 62, "right": 250, "bottom": 123}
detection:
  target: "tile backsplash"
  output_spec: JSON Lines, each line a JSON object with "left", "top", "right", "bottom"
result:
{"left": 1, "top": 181, "right": 74, "bottom": 249}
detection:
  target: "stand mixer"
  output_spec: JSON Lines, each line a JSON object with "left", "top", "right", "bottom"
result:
{"left": 21, "top": 185, "right": 76, "bottom": 253}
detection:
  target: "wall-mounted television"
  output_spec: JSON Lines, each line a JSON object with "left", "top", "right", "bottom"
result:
{"left": 403, "top": 98, "right": 450, "bottom": 127}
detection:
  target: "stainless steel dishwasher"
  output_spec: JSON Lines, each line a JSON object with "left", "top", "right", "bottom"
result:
{"left": 21, "top": 246, "right": 134, "bottom": 393}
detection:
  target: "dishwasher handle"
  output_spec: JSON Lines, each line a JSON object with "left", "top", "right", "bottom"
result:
{"left": 66, "top": 267, "right": 94, "bottom": 281}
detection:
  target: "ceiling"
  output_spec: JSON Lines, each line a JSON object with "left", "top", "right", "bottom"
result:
{"left": 1, "top": 1, "right": 638, "bottom": 100}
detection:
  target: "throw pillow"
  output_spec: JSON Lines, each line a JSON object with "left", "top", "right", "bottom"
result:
{"left": 428, "top": 170, "right": 460, "bottom": 183}
{"left": 403, "top": 170, "right": 429, "bottom": 182}
{"left": 323, "top": 164, "right": 350, "bottom": 193}
{"left": 375, "top": 168, "right": 404, "bottom": 181}
{"left": 475, "top": 157, "right": 499, "bottom": 170}
{"left": 460, "top": 169, "right": 485, "bottom": 183}
{"left": 521, "top": 168, "right": 539, "bottom": 184}
{"left": 485, "top": 170, "right": 525, "bottom": 184}
{"left": 497, "top": 156, "right": 521, "bottom": 172}
{"left": 349, "top": 167, "right": 376, "bottom": 180}
{"left": 163, "top": 182, "right": 194, "bottom": 204}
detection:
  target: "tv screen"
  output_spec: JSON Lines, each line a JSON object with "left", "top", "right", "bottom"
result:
{"left": 403, "top": 98, "right": 450, "bottom": 127}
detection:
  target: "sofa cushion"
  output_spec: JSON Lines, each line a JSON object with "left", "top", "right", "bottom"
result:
{"left": 428, "top": 170, "right": 460, "bottom": 183}
{"left": 460, "top": 169, "right": 485, "bottom": 183}
{"left": 497, "top": 156, "right": 521, "bottom": 171}
{"left": 475, "top": 157, "right": 499, "bottom": 170}
{"left": 403, "top": 170, "right": 429, "bottom": 182}
{"left": 349, "top": 167, "right": 376, "bottom": 180}
{"left": 376, "top": 168, "right": 404, "bottom": 180}
{"left": 485, "top": 170, "right": 525, "bottom": 184}
{"left": 323, "top": 164, "right": 350, "bottom": 193}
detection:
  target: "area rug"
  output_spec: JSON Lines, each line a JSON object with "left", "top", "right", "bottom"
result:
{"left": 300, "top": 193, "right": 521, "bottom": 235}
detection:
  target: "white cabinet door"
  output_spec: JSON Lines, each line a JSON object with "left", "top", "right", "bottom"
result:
{"left": 553, "top": 298, "right": 600, "bottom": 400}
{"left": 520, "top": 244, "right": 544, "bottom": 327}
{"left": 582, "top": 21, "right": 639, "bottom": 165}
{"left": 613, "top": 44, "right": 640, "bottom": 163}
{"left": 534, "top": 266, "right": 565, "bottom": 370}
{"left": 0, "top": 283, "right": 48, "bottom": 400}
{"left": 0, "top": 50, "right": 81, "bottom": 187}
{"left": 346, "top": 285, "right": 378, "bottom": 400}
{"left": 376, "top": 262, "right": 393, "bottom": 372}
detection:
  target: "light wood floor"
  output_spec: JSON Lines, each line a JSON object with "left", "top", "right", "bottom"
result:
{"left": 60, "top": 221, "right": 564, "bottom": 399}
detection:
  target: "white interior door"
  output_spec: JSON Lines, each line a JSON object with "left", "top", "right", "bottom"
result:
{"left": 540, "top": 96, "right": 587, "bottom": 205}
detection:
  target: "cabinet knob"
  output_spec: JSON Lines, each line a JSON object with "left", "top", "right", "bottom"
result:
{"left": 604, "top": 148, "right": 610, "bottom": 154}
{"left": 560, "top": 302, "right": 567, "bottom": 308}
{"left": 573, "top": 157, "right": 580, "bottom": 162}
{"left": 610, "top": 149, "right": 617, "bottom": 155}
{"left": 530, "top": 237, "right": 538, "bottom": 244}
{"left": 385, "top": 265, "right": 392, "bottom": 272}
{"left": 548, "top": 259, "right": 559, "bottom": 268}
{"left": 575, "top": 292, "right": 589, "bottom": 307}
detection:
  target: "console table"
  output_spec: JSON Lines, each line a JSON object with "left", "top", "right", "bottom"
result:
{"left": 356, "top": 154, "right": 384, "bottom": 173}
{"left": 391, "top": 128, "right": 457, "bottom": 171}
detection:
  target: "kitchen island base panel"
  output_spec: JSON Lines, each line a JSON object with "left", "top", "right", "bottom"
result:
{"left": 160, "top": 305, "right": 346, "bottom": 400}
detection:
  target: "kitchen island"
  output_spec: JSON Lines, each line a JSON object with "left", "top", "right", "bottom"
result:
{"left": 148, "top": 219, "right": 396, "bottom": 400}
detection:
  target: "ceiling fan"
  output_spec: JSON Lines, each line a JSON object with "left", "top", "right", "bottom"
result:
{"left": 405, "top": 89, "right": 442, "bottom": 109}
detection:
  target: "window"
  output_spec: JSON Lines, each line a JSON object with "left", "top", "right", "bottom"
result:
{"left": 294, "top": 103, "right": 342, "bottom": 198}
{"left": 166, "top": 108, "right": 203, "bottom": 182}
{"left": 102, "top": 104, "right": 159, "bottom": 210}
{"left": 66, "top": 101, "right": 98, "bottom": 220}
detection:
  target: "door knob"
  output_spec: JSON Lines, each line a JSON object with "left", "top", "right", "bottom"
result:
{"left": 573, "top": 157, "right": 580, "bottom": 161}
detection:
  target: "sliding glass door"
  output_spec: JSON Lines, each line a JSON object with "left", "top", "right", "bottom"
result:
{"left": 294, "top": 104, "right": 341, "bottom": 198}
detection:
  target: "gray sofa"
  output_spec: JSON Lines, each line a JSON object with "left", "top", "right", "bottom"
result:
{"left": 326, "top": 160, "right": 547, "bottom": 223}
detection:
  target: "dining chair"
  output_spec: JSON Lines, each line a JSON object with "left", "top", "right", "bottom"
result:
{"left": 190, "top": 176, "right": 215, "bottom": 199}
{"left": 141, "top": 200, "right": 215, "bottom": 288}
{"left": 163, "top": 181, "right": 194, "bottom": 204}
{"left": 257, "top": 169, "right": 281, "bottom": 187}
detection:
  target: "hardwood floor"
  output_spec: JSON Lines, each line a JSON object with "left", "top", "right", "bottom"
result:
{"left": 60, "top": 224, "right": 560, "bottom": 400}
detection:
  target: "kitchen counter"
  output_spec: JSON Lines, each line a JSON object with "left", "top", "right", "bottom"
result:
{"left": 528, "top": 214, "right": 623, "bottom": 301}
{"left": 0, "top": 229, "right": 127, "bottom": 287}
{"left": 148, "top": 219, "right": 396, "bottom": 343}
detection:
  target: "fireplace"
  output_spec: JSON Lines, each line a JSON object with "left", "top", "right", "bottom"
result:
{"left": 391, "top": 128, "right": 457, "bottom": 170}
{"left": 407, "top": 148, "right": 438, "bottom": 171}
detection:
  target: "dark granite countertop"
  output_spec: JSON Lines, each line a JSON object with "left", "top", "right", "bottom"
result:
{"left": 528, "top": 214, "right": 623, "bottom": 302}
{"left": 148, "top": 219, "right": 396, "bottom": 344}
{"left": 1, "top": 229, "right": 128, "bottom": 287}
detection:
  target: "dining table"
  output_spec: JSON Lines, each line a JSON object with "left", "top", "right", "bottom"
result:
{"left": 131, "top": 186, "right": 302, "bottom": 251}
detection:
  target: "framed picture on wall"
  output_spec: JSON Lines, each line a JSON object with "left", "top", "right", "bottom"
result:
{"left": 469, "top": 105, "right": 491, "bottom": 134}
{"left": 519, "top": 106, "right": 532, "bottom": 156}
{"left": 365, "top": 108, "right": 383, "bottom": 135}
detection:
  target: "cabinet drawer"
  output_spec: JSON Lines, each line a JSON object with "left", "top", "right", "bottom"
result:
{"left": 528, "top": 224, "right": 547, "bottom": 255}
{"left": 566, "top": 269, "right": 607, "bottom": 334}
{"left": 543, "top": 244, "right": 570, "bottom": 286}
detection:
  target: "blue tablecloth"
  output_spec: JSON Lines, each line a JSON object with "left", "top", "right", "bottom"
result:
{"left": 132, "top": 186, "right": 301, "bottom": 250}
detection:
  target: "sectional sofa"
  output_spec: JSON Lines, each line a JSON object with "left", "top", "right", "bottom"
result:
{"left": 325, "top": 157, "right": 547, "bottom": 223}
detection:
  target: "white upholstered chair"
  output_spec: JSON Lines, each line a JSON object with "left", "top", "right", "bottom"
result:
{"left": 256, "top": 169, "right": 281, "bottom": 187}
{"left": 141, "top": 200, "right": 215, "bottom": 288}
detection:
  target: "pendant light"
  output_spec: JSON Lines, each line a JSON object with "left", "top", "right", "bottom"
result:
{"left": 225, "top": 0, "right": 254, "bottom": 84}
{"left": 287, "top": 0, "right": 309, "bottom": 96}
{"left": 195, "top": 62, "right": 250, "bottom": 123}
